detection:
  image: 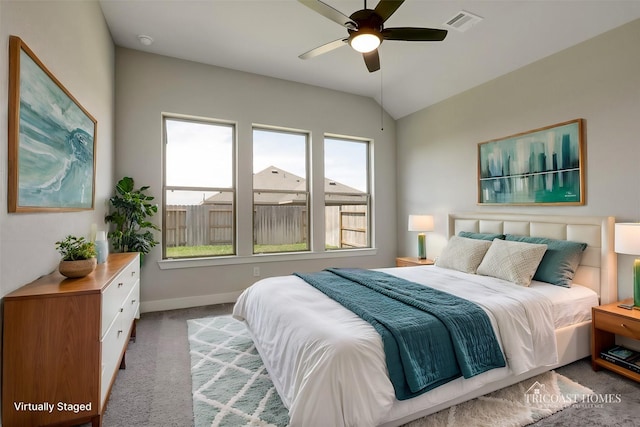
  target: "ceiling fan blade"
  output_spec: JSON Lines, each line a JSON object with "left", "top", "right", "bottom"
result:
{"left": 298, "top": 0, "right": 356, "bottom": 29}
{"left": 299, "top": 38, "right": 348, "bottom": 60}
{"left": 374, "top": 0, "right": 405, "bottom": 23}
{"left": 382, "top": 27, "right": 448, "bottom": 41}
{"left": 363, "top": 50, "right": 380, "bottom": 72}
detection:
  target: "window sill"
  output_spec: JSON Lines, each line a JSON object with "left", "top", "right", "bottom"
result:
{"left": 157, "top": 248, "right": 378, "bottom": 270}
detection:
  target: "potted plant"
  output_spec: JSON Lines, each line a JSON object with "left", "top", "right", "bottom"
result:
{"left": 56, "top": 235, "right": 97, "bottom": 278}
{"left": 105, "top": 176, "right": 159, "bottom": 258}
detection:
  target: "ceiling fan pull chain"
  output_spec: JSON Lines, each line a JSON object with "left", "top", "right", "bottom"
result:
{"left": 380, "top": 66, "right": 384, "bottom": 131}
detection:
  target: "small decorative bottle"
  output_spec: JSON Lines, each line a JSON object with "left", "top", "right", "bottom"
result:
{"left": 95, "top": 231, "right": 109, "bottom": 264}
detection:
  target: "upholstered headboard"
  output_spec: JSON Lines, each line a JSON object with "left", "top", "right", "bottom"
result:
{"left": 448, "top": 212, "right": 617, "bottom": 304}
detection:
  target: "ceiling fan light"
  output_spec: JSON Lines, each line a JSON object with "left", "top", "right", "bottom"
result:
{"left": 350, "top": 33, "right": 381, "bottom": 53}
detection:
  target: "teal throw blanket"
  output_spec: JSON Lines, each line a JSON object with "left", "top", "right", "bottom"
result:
{"left": 294, "top": 268, "right": 505, "bottom": 400}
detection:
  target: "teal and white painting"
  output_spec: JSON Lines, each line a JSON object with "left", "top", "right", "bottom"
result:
{"left": 11, "top": 38, "right": 96, "bottom": 211}
{"left": 478, "top": 119, "right": 584, "bottom": 205}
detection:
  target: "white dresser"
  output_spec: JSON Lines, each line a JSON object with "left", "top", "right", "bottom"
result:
{"left": 2, "top": 252, "right": 140, "bottom": 427}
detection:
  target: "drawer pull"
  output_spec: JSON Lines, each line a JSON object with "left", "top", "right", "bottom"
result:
{"left": 131, "top": 299, "right": 137, "bottom": 304}
{"left": 131, "top": 271, "right": 136, "bottom": 276}
{"left": 118, "top": 282, "right": 124, "bottom": 288}
{"left": 120, "top": 308, "right": 124, "bottom": 313}
{"left": 117, "top": 329, "right": 123, "bottom": 336}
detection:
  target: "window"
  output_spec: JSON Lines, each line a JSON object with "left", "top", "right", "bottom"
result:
{"left": 252, "top": 128, "right": 309, "bottom": 254}
{"left": 159, "top": 116, "right": 374, "bottom": 266}
{"left": 163, "top": 116, "right": 235, "bottom": 258}
{"left": 324, "top": 137, "right": 370, "bottom": 249}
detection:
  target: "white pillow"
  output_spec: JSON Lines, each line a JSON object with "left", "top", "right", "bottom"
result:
{"left": 435, "top": 236, "right": 492, "bottom": 274}
{"left": 476, "top": 239, "right": 548, "bottom": 287}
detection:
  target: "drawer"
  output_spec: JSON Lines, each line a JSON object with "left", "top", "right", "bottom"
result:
{"left": 121, "top": 280, "right": 140, "bottom": 328}
{"left": 100, "top": 311, "right": 128, "bottom": 407}
{"left": 101, "top": 262, "right": 139, "bottom": 336}
{"left": 594, "top": 310, "right": 640, "bottom": 339}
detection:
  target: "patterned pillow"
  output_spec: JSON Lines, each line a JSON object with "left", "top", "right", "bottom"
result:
{"left": 435, "top": 236, "right": 492, "bottom": 274}
{"left": 476, "top": 239, "right": 548, "bottom": 287}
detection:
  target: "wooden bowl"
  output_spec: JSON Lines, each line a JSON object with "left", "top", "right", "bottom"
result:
{"left": 59, "top": 258, "right": 97, "bottom": 278}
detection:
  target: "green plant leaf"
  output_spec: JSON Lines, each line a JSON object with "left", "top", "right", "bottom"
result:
{"left": 116, "top": 176, "right": 135, "bottom": 194}
{"left": 55, "top": 235, "right": 96, "bottom": 261}
{"left": 105, "top": 176, "right": 160, "bottom": 256}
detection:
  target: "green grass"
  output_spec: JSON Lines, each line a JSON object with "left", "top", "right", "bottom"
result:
{"left": 254, "top": 243, "right": 309, "bottom": 254}
{"left": 165, "top": 243, "right": 310, "bottom": 258}
{"left": 166, "top": 245, "right": 233, "bottom": 258}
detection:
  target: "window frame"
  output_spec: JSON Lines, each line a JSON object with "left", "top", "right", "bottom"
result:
{"left": 251, "top": 125, "right": 311, "bottom": 254}
{"left": 161, "top": 114, "right": 237, "bottom": 260}
{"left": 156, "top": 119, "right": 378, "bottom": 270}
{"left": 323, "top": 134, "right": 372, "bottom": 250}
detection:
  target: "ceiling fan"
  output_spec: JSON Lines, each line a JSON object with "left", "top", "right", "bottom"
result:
{"left": 298, "top": 0, "right": 448, "bottom": 72}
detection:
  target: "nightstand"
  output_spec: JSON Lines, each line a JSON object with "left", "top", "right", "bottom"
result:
{"left": 396, "top": 257, "right": 434, "bottom": 267}
{"left": 591, "top": 298, "right": 640, "bottom": 382}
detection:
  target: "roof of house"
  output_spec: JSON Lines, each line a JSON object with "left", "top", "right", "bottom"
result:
{"left": 202, "top": 165, "right": 367, "bottom": 206}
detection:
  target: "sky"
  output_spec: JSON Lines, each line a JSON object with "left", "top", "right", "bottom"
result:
{"left": 165, "top": 119, "right": 368, "bottom": 205}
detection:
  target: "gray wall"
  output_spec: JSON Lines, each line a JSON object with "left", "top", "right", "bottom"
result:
{"left": 114, "top": 48, "right": 397, "bottom": 311}
{"left": 0, "top": 1, "right": 115, "bottom": 296}
{"left": 396, "top": 19, "right": 640, "bottom": 300}
{"left": 0, "top": 1, "right": 114, "bottom": 423}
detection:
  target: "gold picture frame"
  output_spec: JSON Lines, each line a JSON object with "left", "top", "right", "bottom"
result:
{"left": 8, "top": 36, "right": 97, "bottom": 213}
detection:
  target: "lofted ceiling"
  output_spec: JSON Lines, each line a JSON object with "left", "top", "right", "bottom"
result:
{"left": 99, "top": 0, "right": 640, "bottom": 119}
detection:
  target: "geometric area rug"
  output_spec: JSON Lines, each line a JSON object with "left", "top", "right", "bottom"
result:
{"left": 188, "top": 315, "right": 593, "bottom": 427}
{"left": 188, "top": 315, "right": 289, "bottom": 427}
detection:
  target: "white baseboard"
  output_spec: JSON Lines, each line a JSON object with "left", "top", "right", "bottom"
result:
{"left": 140, "top": 291, "right": 242, "bottom": 313}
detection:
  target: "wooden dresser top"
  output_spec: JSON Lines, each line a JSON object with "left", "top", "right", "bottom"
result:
{"left": 4, "top": 252, "right": 139, "bottom": 300}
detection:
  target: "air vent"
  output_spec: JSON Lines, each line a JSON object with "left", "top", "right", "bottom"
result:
{"left": 443, "top": 10, "right": 483, "bottom": 32}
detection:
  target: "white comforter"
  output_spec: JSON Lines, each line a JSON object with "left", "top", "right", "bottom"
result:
{"left": 233, "top": 266, "right": 558, "bottom": 427}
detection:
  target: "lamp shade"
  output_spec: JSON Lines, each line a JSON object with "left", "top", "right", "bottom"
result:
{"left": 408, "top": 215, "right": 434, "bottom": 232}
{"left": 349, "top": 28, "right": 382, "bottom": 53}
{"left": 615, "top": 223, "right": 640, "bottom": 255}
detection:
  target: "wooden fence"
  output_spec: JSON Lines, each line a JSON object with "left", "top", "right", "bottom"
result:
{"left": 325, "top": 205, "right": 368, "bottom": 248}
{"left": 166, "top": 206, "right": 233, "bottom": 247}
{"left": 167, "top": 204, "right": 366, "bottom": 248}
{"left": 253, "top": 205, "right": 307, "bottom": 245}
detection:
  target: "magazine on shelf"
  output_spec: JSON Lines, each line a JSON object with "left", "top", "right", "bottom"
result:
{"left": 605, "top": 345, "right": 637, "bottom": 361}
{"left": 600, "top": 345, "right": 640, "bottom": 374}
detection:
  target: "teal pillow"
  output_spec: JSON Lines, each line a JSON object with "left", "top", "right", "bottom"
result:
{"left": 504, "top": 235, "right": 587, "bottom": 287}
{"left": 458, "top": 231, "right": 505, "bottom": 241}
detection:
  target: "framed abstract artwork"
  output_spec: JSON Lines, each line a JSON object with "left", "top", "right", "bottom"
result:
{"left": 478, "top": 119, "right": 585, "bottom": 205}
{"left": 8, "top": 36, "right": 97, "bottom": 212}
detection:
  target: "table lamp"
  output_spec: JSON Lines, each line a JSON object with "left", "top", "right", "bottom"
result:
{"left": 614, "top": 223, "right": 640, "bottom": 307}
{"left": 408, "top": 215, "right": 434, "bottom": 259}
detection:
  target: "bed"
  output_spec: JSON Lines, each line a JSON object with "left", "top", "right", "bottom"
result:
{"left": 233, "top": 213, "right": 617, "bottom": 427}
